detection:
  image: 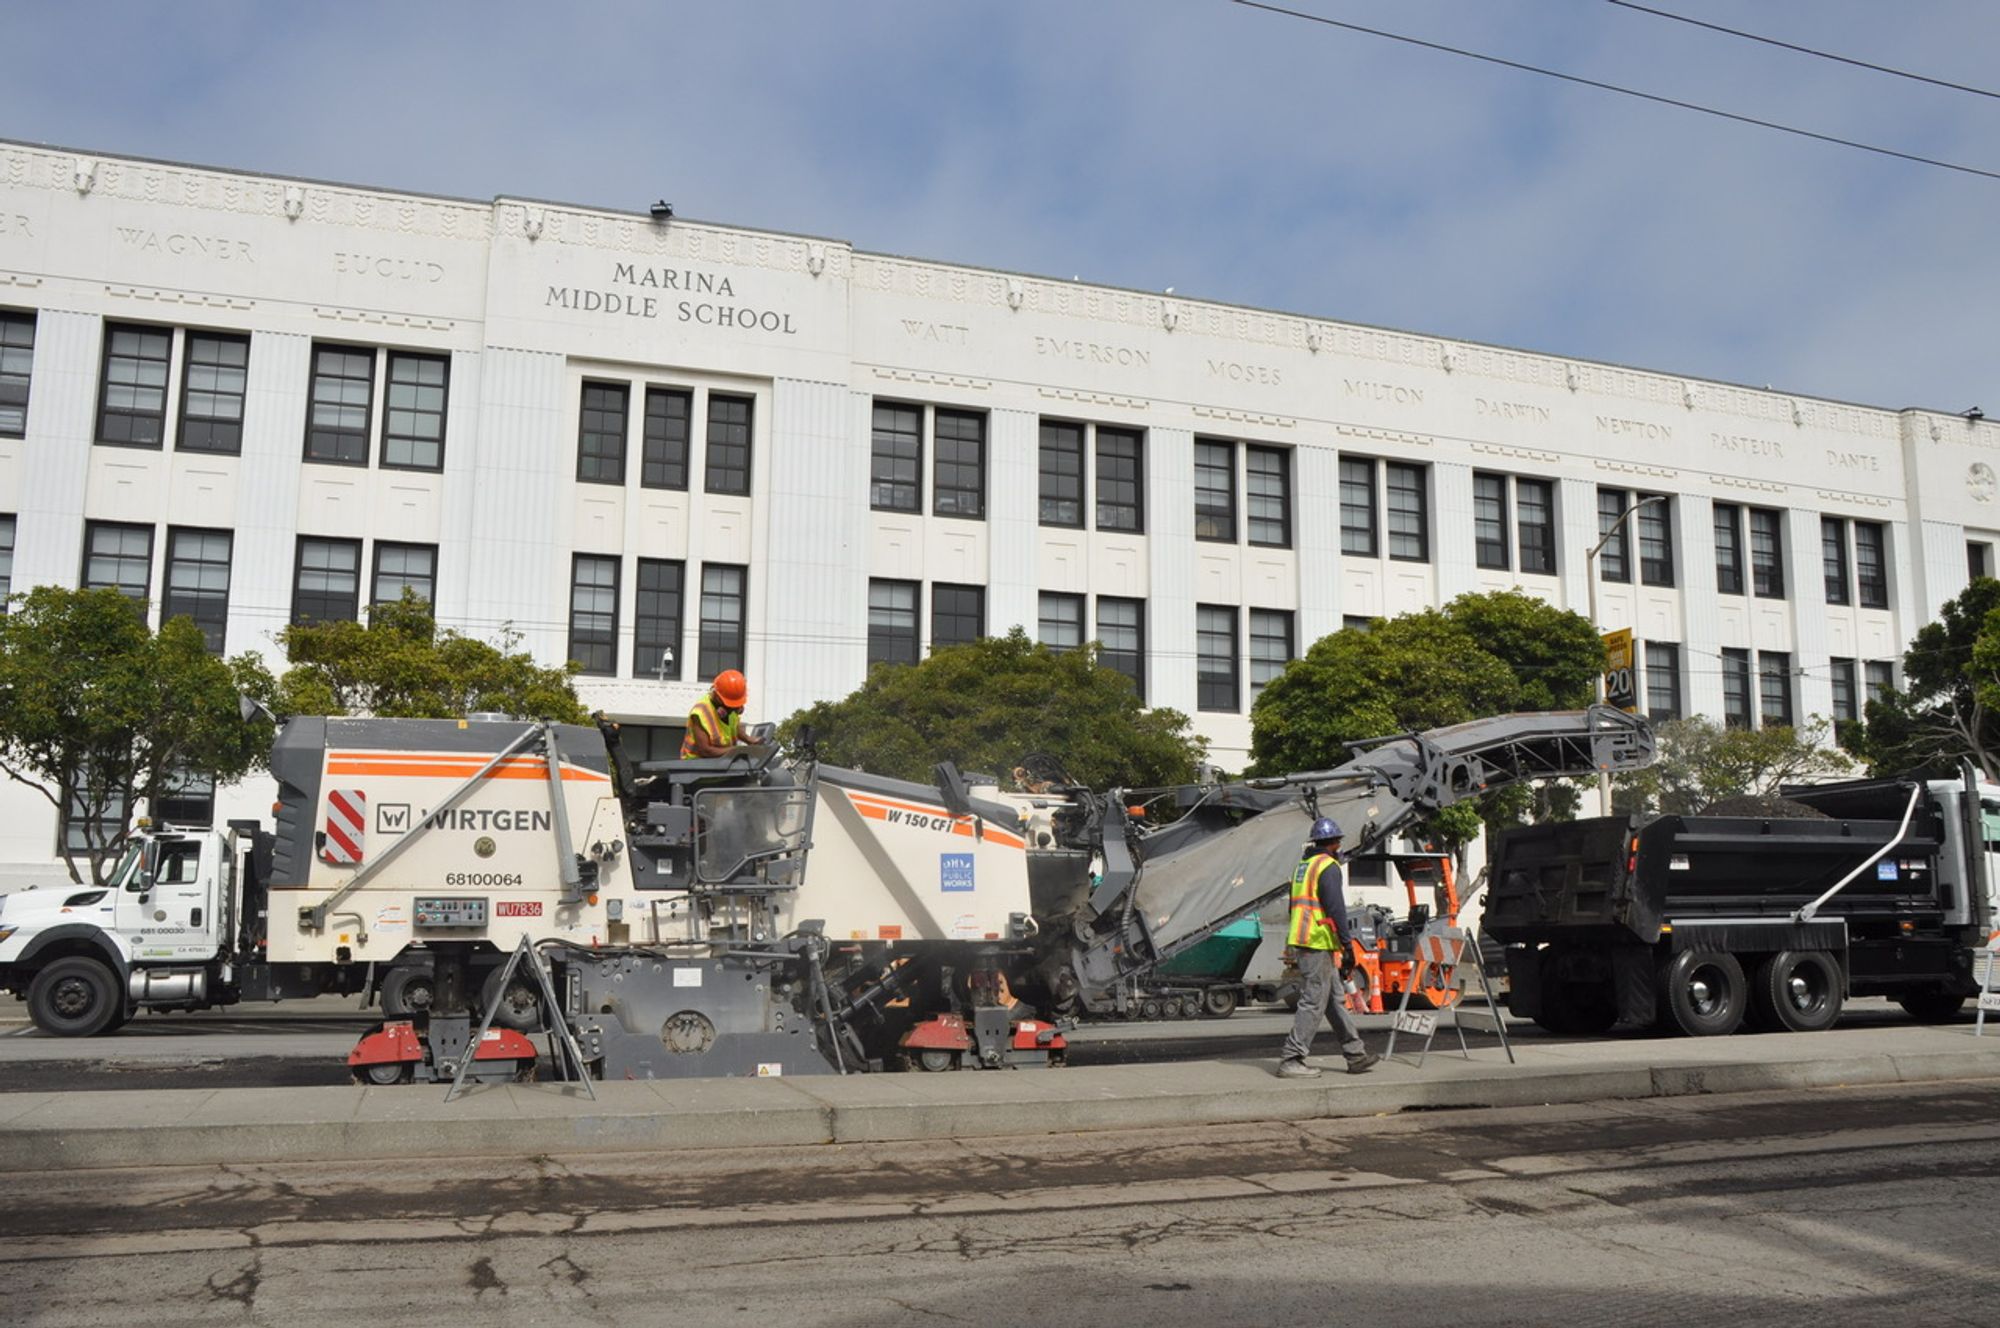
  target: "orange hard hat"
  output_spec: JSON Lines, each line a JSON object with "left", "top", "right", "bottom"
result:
{"left": 712, "top": 669, "right": 748, "bottom": 708}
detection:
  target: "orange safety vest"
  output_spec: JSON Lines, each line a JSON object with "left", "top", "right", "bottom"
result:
{"left": 1287, "top": 853, "right": 1340, "bottom": 950}
{"left": 679, "top": 695, "right": 740, "bottom": 758}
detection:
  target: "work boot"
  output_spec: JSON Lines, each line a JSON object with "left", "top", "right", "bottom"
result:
{"left": 1345, "top": 1051, "right": 1381, "bottom": 1075}
{"left": 1276, "top": 1058, "right": 1322, "bottom": 1079}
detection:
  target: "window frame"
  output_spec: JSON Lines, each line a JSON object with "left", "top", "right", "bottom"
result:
{"left": 1749, "top": 507, "right": 1785, "bottom": 599}
{"left": 1829, "top": 657, "right": 1858, "bottom": 723}
{"left": 575, "top": 379, "right": 630, "bottom": 486}
{"left": 1245, "top": 445, "right": 1292, "bottom": 549}
{"left": 1340, "top": 457, "right": 1378, "bottom": 557}
{"left": 81, "top": 520, "right": 155, "bottom": 609}
{"left": 641, "top": 386, "right": 693, "bottom": 491}
{"left": 1854, "top": 521, "right": 1888, "bottom": 609}
{"left": 175, "top": 330, "right": 250, "bottom": 456}
{"left": 1193, "top": 439, "right": 1237, "bottom": 542}
{"left": 162, "top": 526, "right": 232, "bottom": 654}
{"left": 869, "top": 400, "right": 922, "bottom": 513}
{"left": 930, "top": 407, "right": 985, "bottom": 519}
{"left": 97, "top": 322, "right": 174, "bottom": 449}
{"left": 1758, "top": 651, "right": 1794, "bottom": 728}
{"left": 370, "top": 541, "right": 438, "bottom": 612}
{"left": 697, "top": 562, "right": 748, "bottom": 679}
{"left": 1643, "top": 641, "right": 1681, "bottom": 720}
{"left": 1474, "top": 472, "right": 1509, "bottom": 571}
{"left": 0, "top": 309, "right": 34, "bottom": 438}
{"left": 567, "top": 554, "right": 620, "bottom": 677}
{"left": 1515, "top": 477, "right": 1557, "bottom": 575}
{"left": 1095, "top": 427, "right": 1144, "bottom": 533}
{"left": 290, "top": 535, "right": 363, "bottom": 627}
{"left": 1637, "top": 494, "right": 1675, "bottom": 587}
{"left": 866, "top": 578, "right": 921, "bottom": 668}
{"left": 1385, "top": 462, "right": 1429, "bottom": 562}
{"left": 633, "top": 557, "right": 686, "bottom": 680}
{"left": 1714, "top": 503, "right": 1746, "bottom": 596}
{"left": 1721, "top": 647, "right": 1753, "bottom": 730}
{"left": 1096, "top": 595, "right": 1145, "bottom": 700}
{"left": 1038, "top": 418, "right": 1086, "bottom": 528}
{"left": 380, "top": 350, "right": 449, "bottom": 472}
{"left": 1597, "top": 487, "right": 1631, "bottom": 584}
{"left": 930, "top": 582, "right": 984, "bottom": 652}
{"left": 303, "top": 341, "right": 376, "bottom": 466}
{"left": 1196, "top": 604, "right": 1240, "bottom": 713}
{"left": 0, "top": 512, "right": 14, "bottom": 607}
{"left": 1822, "top": 516, "right": 1851, "bottom": 605}
{"left": 704, "top": 392, "right": 754, "bottom": 497}
{"left": 1037, "top": 591, "right": 1085, "bottom": 653}
{"left": 1248, "top": 607, "right": 1294, "bottom": 695}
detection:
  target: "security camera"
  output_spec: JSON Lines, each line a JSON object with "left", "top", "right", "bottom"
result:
{"left": 650, "top": 200, "right": 673, "bottom": 220}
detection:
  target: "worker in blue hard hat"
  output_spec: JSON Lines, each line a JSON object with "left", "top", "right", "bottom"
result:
{"left": 1276, "top": 815, "right": 1380, "bottom": 1078}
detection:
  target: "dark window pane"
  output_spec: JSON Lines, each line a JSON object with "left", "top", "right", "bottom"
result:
{"left": 642, "top": 387, "right": 692, "bottom": 490}
{"left": 1249, "top": 609, "right": 1293, "bottom": 693}
{"left": 932, "top": 409, "right": 984, "bottom": 517}
{"left": 1246, "top": 446, "right": 1290, "bottom": 548}
{"left": 155, "top": 765, "right": 214, "bottom": 829}
{"left": 82, "top": 521, "right": 153, "bottom": 606}
{"left": 577, "top": 381, "right": 628, "bottom": 484}
{"left": 1385, "top": 463, "right": 1428, "bottom": 561}
{"left": 1759, "top": 651, "right": 1793, "bottom": 727}
{"left": 1864, "top": 660, "right": 1895, "bottom": 705}
{"left": 177, "top": 333, "right": 249, "bottom": 455}
{"left": 1637, "top": 494, "right": 1674, "bottom": 586}
{"left": 291, "top": 537, "right": 360, "bottom": 626}
{"left": 1714, "top": 504, "right": 1744, "bottom": 595}
{"left": 0, "top": 311, "right": 34, "bottom": 437}
{"left": 1829, "top": 658, "right": 1857, "bottom": 723}
{"left": 1721, "top": 648, "right": 1753, "bottom": 729}
{"left": 697, "top": 563, "right": 747, "bottom": 677}
{"left": 705, "top": 394, "right": 753, "bottom": 495}
{"left": 1340, "top": 458, "right": 1377, "bottom": 556}
{"left": 0, "top": 513, "right": 14, "bottom": 606}
{"left": 163, "top": 528, "right": 231, "bottom": 653}
{"left": 568, "top": 555, "right": 619, "bottom": 676}
{"left": 867, "top": 579, "right": 919, "bottom": 667}
{"left": 1750, "top": 507, "right": 1785, "bottom": 598}
{"left": 1197, "top": 604, "right": 1239, "bottom": 712}
{"left": 1644, "top": 642, "right": 1680, "bottom": 720}
{"left": 1194, "top": 439, "right": 1235, "bottom": 541}
{"left": 382, "top": 352, "right": 448, "bottom": 470}
{"left": 305, "top": 344, "right": 373, "bottom": 464}
{"left": 1038, "top": 592, "right": 1083, "bottom": 652}
{"left": 1855, "top": 522, "right": 1888, "bottom": 609}
{"left": 870, "top": 402, "right": 921, "bottom": 512}
{"left": 931, "top": 583, "right": 983, "bottom": 651}
{"left": 1970, "top": 541, "right": 1992, "bottom": 582}
{"left": 1096, "top": 428, "right": 1144, "bottom": 532}
{"left": 1474, "top": 473, "right": 1508, "bottom": 570}
{"left": 371, "top": 542, "right": 436, "bottom": 609}
{"left": 1097, "top": 596, "right": 1144, "bottom": 699}
{"left": 1517, "top": 478, "right": 1556, "bottom": 574}
{"left": 1597, "top": 488, "right": 1630, "bottom": 583}
{"left": 634, "top": 558, "right": 685, "bottom": 679}
{"left": 1822, "top": 517, "right": 1849, "bottom": 605}
{"left": 99, "top": 324, "right": 172, "bottom": 447}
{"left": 1038, "top": 420, "right": 1084, "bottom": 527}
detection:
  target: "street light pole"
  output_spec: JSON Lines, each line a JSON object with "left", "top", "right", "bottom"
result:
{"left": 1586, "top": 495, "right": 1669, "bottom": 815}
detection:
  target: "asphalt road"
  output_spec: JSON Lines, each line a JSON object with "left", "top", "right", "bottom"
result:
{"left": 4, "top": 1078, "right": 1996, "bottom": 1326}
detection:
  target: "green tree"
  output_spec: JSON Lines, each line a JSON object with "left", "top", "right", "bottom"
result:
{"left": 776, "top": 628, "right": 1204, "bottom": 789}
{"left": 274, "top": 593, "right": 586, "bottom": 722}
{"left": 1852, "top": 578, "right": 2000, "bottom": 779}
{"left": 1615, "top": 716, "right": 1854, "bottom": 816}
{"left": 0, "top": 587, "right": 277, "bottom": 883}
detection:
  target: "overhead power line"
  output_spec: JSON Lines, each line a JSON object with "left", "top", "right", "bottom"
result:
{"left": 1605, "top": 0, "right": 2000, "bottom": 101}
{"left": 1230, "top": 0, "right": 2000, "bottom": 182}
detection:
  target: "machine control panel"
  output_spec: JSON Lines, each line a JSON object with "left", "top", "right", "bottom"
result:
{"left": 413, "top": 896, "right": 488, "bottom": 928}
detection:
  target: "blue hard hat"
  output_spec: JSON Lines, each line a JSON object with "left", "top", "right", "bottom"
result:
{"left": 1310, "top": 817, "right": 1344, "bottom": 842}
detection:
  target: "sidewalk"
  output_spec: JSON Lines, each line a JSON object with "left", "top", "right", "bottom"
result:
{"left": 3, "top": 1022, "right": 1997, "bottom": 1171}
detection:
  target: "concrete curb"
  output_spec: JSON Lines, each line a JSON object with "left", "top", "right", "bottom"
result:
{"left": 5, "top": 1025, "right": 1999, "bottom": 1170}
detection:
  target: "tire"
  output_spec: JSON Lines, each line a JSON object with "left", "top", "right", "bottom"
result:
{"left": 27, "top": 956, "right": 124, "bottom": 1038}
{"left": 1658, "top": 949, "right": 1747, "bottom": 1037}
{"left": 1139, "top": 998, "right": 1163, "bottom": 1021}
{"left": 480, "top": 965, "right": 546, "bottom": 1033}
{"left": 1201, "top": 988, "right": 1240, "bottom": 1019}
{"left": 1898, "top": 990, "right": 1968, "bottom": 1023}
{"left": 378, "top": 966, "right": 436, "bottom": 1019}
{"left": 1748, "top": 950, "right": 1843, "bottom": 1033}
{"left": 357, "top": 1061, "right": 412, "bottom": 1086}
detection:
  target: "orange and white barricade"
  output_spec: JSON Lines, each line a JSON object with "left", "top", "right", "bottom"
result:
{"left": 1383, "top": 922, "right": 1515, "bottom": 1068}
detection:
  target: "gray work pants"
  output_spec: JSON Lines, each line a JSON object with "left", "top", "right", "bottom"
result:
{"left": 1281, "top": 948, "right": 1367, "bottom": 1063}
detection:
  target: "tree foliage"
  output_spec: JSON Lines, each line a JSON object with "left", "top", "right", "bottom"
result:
{"left": 0, "top": 587, "right": 277, "bottom": 883}
{"left": 776, "top": 628, "right": 1205, "bottom": 789}
{"left": 1850, "top": 578, "right": 2000, "bottom": 779}
{"left": 1615, "top": 716, "right": 1854, "bottom": 816}
{"left": 274, "top": 594, "right": 586, "bottom": 723}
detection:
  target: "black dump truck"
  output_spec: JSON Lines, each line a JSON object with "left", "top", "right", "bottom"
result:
{"left": 1483, "top": 770, "right": 2000, "bottom": 1036}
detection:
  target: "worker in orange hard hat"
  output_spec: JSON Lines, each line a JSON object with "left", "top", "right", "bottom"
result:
{"left": 681, "top": 668, "right": 765, "bottom": 758}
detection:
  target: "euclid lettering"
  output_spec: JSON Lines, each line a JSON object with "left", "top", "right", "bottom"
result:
{"left": 423, "top": 808, "right": 554, "bottom": 832}
{"left": 543, "top": 262, "right": 798, "bottom": 334}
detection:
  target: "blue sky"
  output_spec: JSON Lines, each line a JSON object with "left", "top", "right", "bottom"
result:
{"left": 3, "top": 0, "right": 1994, "bottom": 412}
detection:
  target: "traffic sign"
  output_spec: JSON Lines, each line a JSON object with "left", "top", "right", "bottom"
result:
{"left": 1602, "top": 628, "right": 1637, "bottom": 713}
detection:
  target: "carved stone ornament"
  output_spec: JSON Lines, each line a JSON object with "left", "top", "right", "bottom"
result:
{"left": 1565, "top": 363, "right": 1580, "bottom": 393}
{"left": 806, "top": 244, "right": 825, "bottom": 277}
{"left": 1439, "top": 346, "right": 1457, "bottom": 374}
{"left": 1161, "top": 301, "right": 1178, "bottom": 332}
{"left": 522, "top": 207, "right": 544, "bottom": 240}
{"left": 1682, "top": 381, "right": 1699, "bottom": 410}
{"left": 283, "top": 185, "right": 305, "bottom": 220}
{"left": 1006, "top": 278, "right": 1024, "bottom": 310}
{"left": 73, "top": 157, "right": 96, "bottom": 195}
{"left": 1306, "top": 326, "right": 1323, "bottom": 353}
{"left": 1970, "top": 462, "right": 1996, "bottom": 504}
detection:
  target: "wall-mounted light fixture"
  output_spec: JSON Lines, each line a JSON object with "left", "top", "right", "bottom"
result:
{"left": 649, "top": 200, "right": 673, "bottom": 221}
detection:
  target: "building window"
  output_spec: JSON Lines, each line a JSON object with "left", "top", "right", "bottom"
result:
{"left": 1097, "top": 596, "right": 1144, "bottom": 699}
{"left": 1721, "top": 648, "right": 1753, "bottom": 730}
{"left": 1637, "top": 496, "right": 1674, "bottom": 586}
{"left": 1864, "top": 660, "right": 1896, "bottom": 705}
{"left": 1194, "top": 439, "right": 1236, "bottom": 541}
{"left": 0, "top": 512, "right": 12, "bottom": 607}
{"left": 1970, "top": 541, "right": 1992, "bottom": 582}
{"left": 305, "top": 343, "right": 375, "bottom": 465}
{"left": 162, "top": 528, "right": 231, "bottom": 654}
{"left": 1039, "top": 420, "right": 1085, "bottom": 527}
{"left": 82, "top": 521, "right": 153, "bottom": 606}
{"left": 1386, "top": 463, "right": 1429, "bottom": 562}
{"left": 634, "top": 558, "right": 684, "bottom": 680}
{"left": 1096, "top": 428, "right": 1144, "bottom": 533}
{"left": 154, "top": 766, "right": 215, "bottom": 829}
{"left": 1197, "top": 605, "right": 1239, "bottom": 712}
{"left": 1474, "top": 473, "right": 1509, "bottom": 570}
{"left": 371, "top": 542, "right": 436, "bottom": 610}
{"left": 1644, "top": 642, "right": 1681, "bottom": 720}
{"left": 705, "top": 393, "right": 754, "bottom": 496}
{"left": 870, "top": 401, "right": 921, "bottom": 512}
{"left": 63, "top": 778, "right": 127, "bottom": 856}
{"left": 1597, "top": 488, "right": 1631, "bottom": 584}
{"left": 931, "top": 583, "right": 984, "bottom": 651}
{"left": 641, "top": 387, "right": 692, "bottom": 491}
{"left": 1749, "top": 507, "right": 1785, "bottom": 598}
{"left": 568, "top": 555, "right": 619, "bottom": 676}
{"left": 1822, "top": 517, "right": 1850, "bottom": 605}
{"left": 1249, "top": 609, "right": 1294, "bottom": 694}
{"left": 867, "top": 579, "right": 920, "bottom": 667}
{"left": 1714, "top": 503, "right": 1745, "bottom": 596}
{"left": 1759, "top": 652, "right": 1793, "bottom": 727}
{"left": 176, "top": 332, "right": 249, "bottom": 455}
{"left": 1038, "top": 592, "right": 1084, "bottom": 652}
{"left": 98, "top": 324, "right": 173, "bottom": 447}
{"left": 1829, "top": 657, "right": 1858, "bottom": 723}
{"left": 291, "top": 537, "right": 361, "bottom": 626}
{"left": 0, "top": 311, "right": 33, "bottom": 437}
{"left": 382, "top": 352, "right": 448, "bottom": 471}
{"left": 1517, "top": 478, "right": 1556, "bottom": 575}
{"left": 1246, "top": 446, "right": 1291, "bottom": 548}
{"left": 1340, "top": 459, "right": 1377, "bottom": 557}
{"left": 1854, "top": 522, "right": 1888, "bottom": 609}
{"left": 1343, "top": 615, "right": 1375, "bottom": 632}
{"left": 931, "top": 408, "right": 983, "bottom": 517}
{"left": 576, "top": 381, "right": 628, "bottom": 485}
{"left": 697, "top": 563, "right": 747, "bottom": 678}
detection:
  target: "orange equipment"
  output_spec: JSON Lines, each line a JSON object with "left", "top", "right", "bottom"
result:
{"left": 1340, "top": 850, "right": 1465, "bottom": 1015}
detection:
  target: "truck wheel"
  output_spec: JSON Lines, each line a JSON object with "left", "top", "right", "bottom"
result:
{"left": 27, "top": 956, "right": 123, "bottom": 1037}
{"left": 1659, "top": 950, "right": 1747, "bottom": 1037}
{"left": 1749, "top": 951, "right": 1843, "bottom": 1033}
{"left": 1202, "top": 988, "right": 1240, "bottom": 1019}
{"left": 481, "top": 966, "right": 545, "bottom": 1032}
{"left": 1897, "top": 990, "right": 1967, "bottom": 1023}
{"left": 378, "top": 966, "right": 436, "bottom": 1019}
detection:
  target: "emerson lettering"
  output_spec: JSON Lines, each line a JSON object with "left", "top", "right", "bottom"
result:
{"left": 1034, "top": 336, "right": 1151, "bottom": 368}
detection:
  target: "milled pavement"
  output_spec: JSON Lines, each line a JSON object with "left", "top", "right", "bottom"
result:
{"left": 3, "top": 1020, "right": 1997, "bottom": 1171}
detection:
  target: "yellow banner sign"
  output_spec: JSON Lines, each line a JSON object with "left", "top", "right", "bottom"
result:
{"left": 1603, "top": 628, "right": 1637, "bottom": 712}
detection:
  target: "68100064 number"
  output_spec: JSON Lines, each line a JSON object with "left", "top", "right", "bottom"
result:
{"left": 444, "top": 872, "right": 524, "bottom": 888}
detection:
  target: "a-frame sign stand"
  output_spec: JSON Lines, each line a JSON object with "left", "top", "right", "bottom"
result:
{"left": 444, "top": 934, "right": 596, "bottom": 1102}
{"left": 1382, "top": 922, "right": 1516, "bottom": 1068}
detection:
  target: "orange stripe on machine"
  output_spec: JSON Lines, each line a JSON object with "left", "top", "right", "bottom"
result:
{"left": 844, "top": 791, "right": 1025, "bottom": 850}
{"left": 323, "top": 751, "right": 609, "bottom": 783}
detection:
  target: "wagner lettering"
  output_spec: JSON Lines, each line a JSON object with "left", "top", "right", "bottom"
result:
{"left": 116, "top": 227, "right": 252, "bottom": 262}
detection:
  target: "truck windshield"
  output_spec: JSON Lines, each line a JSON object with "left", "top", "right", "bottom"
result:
{"left": 108, "top": 842, "right": 147, "bottom": 892}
